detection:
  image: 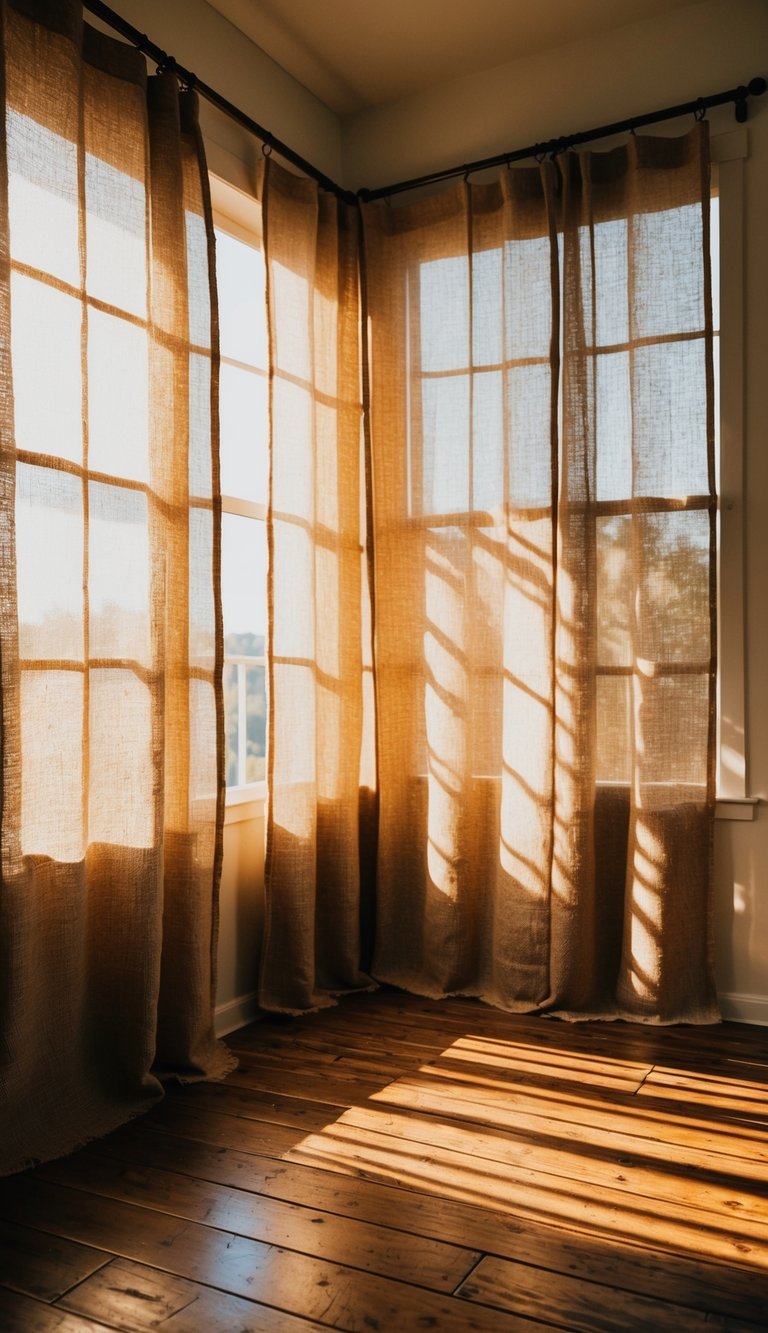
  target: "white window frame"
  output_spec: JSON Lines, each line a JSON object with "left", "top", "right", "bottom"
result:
{"left": 210, "top": 169, "right": 268, "bottom": 823}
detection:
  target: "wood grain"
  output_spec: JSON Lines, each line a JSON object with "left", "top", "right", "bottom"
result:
{"left": 1, "top": 990, "right": 766, "bottom": 1330}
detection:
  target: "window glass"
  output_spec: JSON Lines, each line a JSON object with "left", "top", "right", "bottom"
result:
{"left": 215, "top": 216, "right": 268, "bottom": 794}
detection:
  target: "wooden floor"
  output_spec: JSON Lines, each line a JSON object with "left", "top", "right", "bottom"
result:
{"left": 1, "top": 991, "right": 768, "bottom": 1331}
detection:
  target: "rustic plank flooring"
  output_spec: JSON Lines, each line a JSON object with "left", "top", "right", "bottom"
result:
{"left": 1, "top": 989, "right": 767, "bottom": 1331}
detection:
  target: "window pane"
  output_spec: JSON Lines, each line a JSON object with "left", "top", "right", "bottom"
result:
{"left": 16, "top": 464, "right": 83, "bottom": 661}
{"left": 420, "top": 255, "right": 468, "bottom": 372}
{"left": 89, "top": 668, "right": 153, "bottom": 847}
{"left": 223, "top": 661, "right": 239, "bottom": 788}
{"left": 21, "top": 670, "right": 84, "bottom": 860}
{"left": 11, "top": 273, "right": 82, "bottom": 463}
{"left": 89, "top": 482, "right": 150, "bottom": 662}
{"left": 222, "top": 513, "right": 267, "bottom": 788}
{"left": 221, "top": 513, "right": 266, "bottom": 650}
{"left": 88, "top": 309, "right": 149, "bottom": 483}
{"left": 245, "top": 664, "right": 266, "bottom": 783}
{"left": 219, "top": 361, "right": 268, "bottom": 504}
{"left": 7, "top": 111, "right": 79, "bottom": 286}
{"left": 215, "top": 228, "right": 267, "bottom": 367}
{"left": 86, "top": 152, "right": 146, "bottom": 318}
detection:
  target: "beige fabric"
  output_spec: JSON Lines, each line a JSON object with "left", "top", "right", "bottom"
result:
{"left": 0, "top": 0, "right": 230, "bottom": 1176}
{"left": 259, "top": 159, "right": 375, "bottom": 1012}
{"left": 362, "top": 125, "right": 718, "bottom": 1022}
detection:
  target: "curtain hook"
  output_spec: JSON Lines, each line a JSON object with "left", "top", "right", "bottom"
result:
{"left": 694, "top": 99, "right": 707, "bottom": 123}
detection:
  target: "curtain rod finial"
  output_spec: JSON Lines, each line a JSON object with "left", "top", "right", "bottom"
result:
{"left": 735, "top": 76, "right": 766, "bottom": 122}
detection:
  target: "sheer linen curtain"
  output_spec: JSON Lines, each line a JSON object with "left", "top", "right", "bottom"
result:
{"left": 259, "top": 159, "right": 375, "bottom": 1013}
{"left": 0, "top": 0, "right": 230, "bottom": 1176}
{"left": 362, "top": 124, "right": 719, "bottom": 1022}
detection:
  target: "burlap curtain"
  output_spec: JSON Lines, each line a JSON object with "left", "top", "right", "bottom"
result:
{"left": 362, "top": 125, "right": 718, "bottom": 1023}
{"left": 0, "top": 0, "right": 230, "bottom": 1176}
{"left": 260, "top": 126, "right": 718, "bottom": 1023}
{"left": 259, "top": 158, "right": 376, "bottom": 1013}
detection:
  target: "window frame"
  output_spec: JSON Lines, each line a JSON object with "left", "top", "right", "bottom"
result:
{"left": 401, "top": 129, "right": 754, "bottom": 819}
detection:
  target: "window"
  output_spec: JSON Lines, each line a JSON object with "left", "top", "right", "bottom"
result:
{"left": 404, "top": 136, "right": 752, "bottom": 818}
{"left": 212, "top": 179, "right": 268, "bottom": 808}
{"left": 9, "top": 105, "right": 161, "bottom": 857}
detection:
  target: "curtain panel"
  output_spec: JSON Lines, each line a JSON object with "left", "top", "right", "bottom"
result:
{"left": 260, "top": 124, "right": 718, "bottom": 1025}
{"left": 361, "top": 125, "right": 718, "bottom": 1023}
{"left": 258, "top": 158, "right": 376, "bottom": 1013}
{"left": 0, "top": 0, "right": 230, "bottom": 1176}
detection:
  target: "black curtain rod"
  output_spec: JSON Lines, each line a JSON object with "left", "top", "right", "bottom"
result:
{"left": 359, "top": 78, "right": 767, "bottom": 201}
{"left": 82, "top": 1, "right": 765, "bottom": 206}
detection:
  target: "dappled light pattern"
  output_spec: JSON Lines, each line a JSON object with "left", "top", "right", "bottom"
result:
{"left": 285, "top": 1007, "right": 768, "bottom": 1272}
{"left": 0, "top": 2, "right": 229, "bottom": 1176}
{"left": 362, "top": 127, "right": 717, "bottom": 1021}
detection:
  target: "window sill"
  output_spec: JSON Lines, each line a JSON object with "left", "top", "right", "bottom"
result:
{"left": 224, "top": 782, "right": 266, "bottom": 825}
{"left": 715, "top": 797, "right": 759, "bottom": 822}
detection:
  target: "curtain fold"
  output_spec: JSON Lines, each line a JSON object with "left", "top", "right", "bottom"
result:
{"left": 0, "top": 0, "right": 230, "bottom": 1177}
{"left": 359, "top": 123, "right": 718, "bottom": 1023}
{"left": 259, "top": 158, "right": 376, "bottom": 1013}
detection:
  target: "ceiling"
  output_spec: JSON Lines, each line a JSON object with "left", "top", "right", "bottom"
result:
{"left": 205, "top": 0, "right": 698, "bottom": 116}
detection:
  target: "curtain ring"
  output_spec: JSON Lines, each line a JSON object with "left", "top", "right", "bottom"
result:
{"left": 262, "top": 138, "right": 273, "bottom": 158}
{"left": 694, "top": 100, "right": 707, "bottom": 122}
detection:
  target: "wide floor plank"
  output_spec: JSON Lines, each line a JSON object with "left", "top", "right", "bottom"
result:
{"left": 41, "top": 1151, "right": 479, "bottom": 1292}
{"left": 0, "top": 1220, "right": 109, "bottom": 1302}
{"left": 456, "top": 1255, "right": 764, "bottom": 1332}
{"left": 0, "top": 1177, "right": 536, "bottom": 1332}
{"left": 58, "top": 1258, "right": 331, "bottom": 1332}
{"left": 88, "top": 1127, "right": 768, "bottom": 1324}
{"left": 2, "top": 989, "right": 766, "bottom": 1331}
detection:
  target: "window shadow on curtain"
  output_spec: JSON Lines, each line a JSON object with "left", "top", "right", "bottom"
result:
{"left": 362, "top": 126, "right": 719, "bottom": 1024}
{"left": 0, "top": 0, "right": 231, "bottom": 1177}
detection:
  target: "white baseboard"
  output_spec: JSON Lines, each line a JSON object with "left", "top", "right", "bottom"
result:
{"left": 718, "top": 991, "right": 768, "bottom": 1026}
{"left": 215, "top": 990, "right": 262, "bottom": 1037}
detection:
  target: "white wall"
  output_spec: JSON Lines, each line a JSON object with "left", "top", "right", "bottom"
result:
{"left": 87, "top": 0, "right": 342, "bottom": 182}
{"left": 342, "top": 0, "right": 766, "bottom": 189}
{"left": 92, "top": 0, "right": 768, "bottom": 1023}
